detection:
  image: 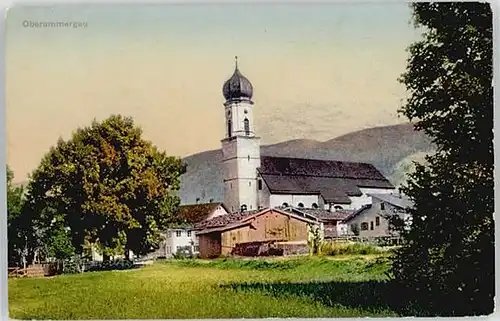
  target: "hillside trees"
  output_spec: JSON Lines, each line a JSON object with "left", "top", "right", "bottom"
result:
{"left": 23, "top": 115, "right": 186, "bottom": 261}
{"left": 391, "top": 2, "right": 493, "bottom": 316}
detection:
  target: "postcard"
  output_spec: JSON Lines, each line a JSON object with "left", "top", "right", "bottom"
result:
{"left": 5, "top": 2, "right": 495, "bottom": 319}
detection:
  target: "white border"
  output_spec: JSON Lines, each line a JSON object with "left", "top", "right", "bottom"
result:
{"left": 0, "top": 1, "right": 498, "bottom": 321}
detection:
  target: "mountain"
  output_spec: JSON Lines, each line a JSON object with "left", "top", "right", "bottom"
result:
{"left": 179, "top": 123, "right": 435, "bottom": 204}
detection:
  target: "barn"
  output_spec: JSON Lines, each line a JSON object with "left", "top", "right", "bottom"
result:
{"left": 195, "top": 208, "right": 319, "bottom": 258}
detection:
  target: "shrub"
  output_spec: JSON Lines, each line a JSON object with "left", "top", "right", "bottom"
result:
{"left": 86, "top": 258, "right": 134, "bottom": 272}
{"left": 318, "top": 242, "right": 383, "bottom": 256}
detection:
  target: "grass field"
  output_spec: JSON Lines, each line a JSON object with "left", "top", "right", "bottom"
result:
{"left": 9, "top": 255, "right": 403, "bottom": 319}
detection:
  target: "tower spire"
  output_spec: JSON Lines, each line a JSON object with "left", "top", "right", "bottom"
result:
{"left": 234, "top": 55, "right": 239, "bottom": 71}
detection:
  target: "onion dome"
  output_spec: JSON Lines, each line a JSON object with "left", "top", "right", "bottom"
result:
{"left": 222, "top": 56, "right": 253, "bottom": 101}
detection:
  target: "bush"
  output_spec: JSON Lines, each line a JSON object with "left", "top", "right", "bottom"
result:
{"left": 86, "top": 258, "right": 134, "bottom": 272}
{"left": 173, "top": 246, "right": 196, "bottom": 259}
{"left": 318, "top": 242, "right": 383, "bottom": 256}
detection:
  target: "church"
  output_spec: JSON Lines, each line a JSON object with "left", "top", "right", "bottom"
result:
{"left": 219, "top": 57, "right": 395, "bottom": 214}
{"left": 162, "top": 58, "right": 397, "bottom": 258}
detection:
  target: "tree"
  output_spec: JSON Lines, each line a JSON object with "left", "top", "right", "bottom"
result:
{"left": 391, "top": 3, "right": 493, "bottom": 316}
{"left": 23, "top": 115, "right": 186, "bottom": 260}
{"left": 6, "top": 166, "right": 26, "bottom": 266}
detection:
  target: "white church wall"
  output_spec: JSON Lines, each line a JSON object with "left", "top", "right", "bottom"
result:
{"left": 225, "top": 100, "right": 256, "bottom": 138}
{"left": 269, "top": 194, "right": 320, "bottom": 209}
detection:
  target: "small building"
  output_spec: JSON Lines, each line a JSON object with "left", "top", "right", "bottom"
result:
{"left": 195, "top": 208, "right": 319, "bottom": 259}
{"left": 161, "top": 202, "right": 229, "bottom": 258}
{"left": 281, "top": 207, "right": 354, "bottom": 239}
{"left": 342, "top": 193, "right": 413, "bottom": 239}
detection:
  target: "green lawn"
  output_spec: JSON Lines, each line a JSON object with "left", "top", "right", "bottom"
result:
{"left": 9, "top": 255, "right": 402, "bottom": 319}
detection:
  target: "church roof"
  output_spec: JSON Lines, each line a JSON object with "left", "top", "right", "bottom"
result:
{"left": 258, "top": 156, "right": 394, "bottom": 204}
{"left": 222, "top": 57, "right": 253, "bottom": 101}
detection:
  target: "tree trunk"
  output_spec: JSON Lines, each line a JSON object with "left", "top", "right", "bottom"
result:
{"left": 103, "top": 254, "right": 110, "bottom": 262}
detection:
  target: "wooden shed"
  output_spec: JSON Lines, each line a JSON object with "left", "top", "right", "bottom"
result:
{"left": 196, "top": 208, "right": 318, "bottom": 259}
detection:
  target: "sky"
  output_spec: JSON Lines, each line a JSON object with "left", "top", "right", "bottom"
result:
{"left": 6, "top": 3, "right": 423, "bottom": 182}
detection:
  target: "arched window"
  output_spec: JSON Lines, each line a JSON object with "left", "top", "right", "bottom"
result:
{"left": 241, "top": 204, "right": 247, "bottom": 212}
{"left": 312, "top": 203, "right": 319, "bottom": 209}
{"left": 297, "top": 202, "right": 304, "bottom": 208}
{"left": 361, "top": 222, "right": 369, "bottom": 231}
{"left": 282, "top": 202, "right": 289, "bottom": 208}
{"left": 244, "top": 118, "right": 250, "bottom": 136}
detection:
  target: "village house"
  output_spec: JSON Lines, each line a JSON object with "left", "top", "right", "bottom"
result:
{"left": 341, "top": 193, "right": 413, "bottom": 239}
{"left": 160, "top": 202, "right": 229, "bottom": 258}
{"left": 281, "top": 207, "right": 354, "bottom": 239}
{"left": 194, "top": 207, "right": 319, "bottom": 258}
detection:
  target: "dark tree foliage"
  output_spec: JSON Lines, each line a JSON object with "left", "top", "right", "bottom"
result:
{"left": 23, "top": 115, "right": 186, "bottom": 260}
{"left": 391, "top": 2, "right": 493, "bottom": 316}
{"left": 6, "top": 166, "right": 26, "bottom": 266}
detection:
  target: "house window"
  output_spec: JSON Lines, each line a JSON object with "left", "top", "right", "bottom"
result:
{"left": 187, "top": 231, "right": 192, "bottom": 237}
{"left": 228, "top": 120, "right": 232, "bottom": 138}
{"left": 166, "top": 246, "right": 170, "bottom": 254}
{"left": 176, "top": 231, "right": 182, "bottom": 237}
{"left": 248, "top": 155, "right": 250, "bottom": 162}
{"left": 361, "top": 222, "right": 369, "bottom": 231}
{"left": 381, "top": 202, "right": 385, "bottom": 210}
{"left": 376, "top": 217, "right": 380, "bottom": 226}
{"left": 241, "top": 204, "right": 247, "bottom": 212}
{"left": 194, "top": 245, "right": 200, "bottom": 252}
{"left": 334, "top": 205, "right": 344, "bottom": 211}
{"left": 258, "top": 180, "right": 263, "bottom": 190}
{"left": 244, "top": 118, "right": 250, "bottom": 136}
{"left": 370, "top": 222, "right": 374, "bottom": 230}
{"left": 167, "top": 231, "right": 172, "bottom": 238}
{"left": 312, "top": 203, "right": 319, "bottom": 209}
{"left": 297, "top": 202, "right": 304, "bottom": 208}
{"left": 249, "top": 181, "right": 251, "bottom": 186}
{"left": 282, "top": 202, "right": 289, "bottom": 207}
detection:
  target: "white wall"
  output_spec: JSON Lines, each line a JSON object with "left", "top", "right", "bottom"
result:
{"left": 164, "top": 228, "right": 199, "bottom": 258}
{"left": 221, "top": 136, "right": 261, "bottom": 213}
{"left": 210, "top": 205, "right": 229, "bottom": 218}
{"left": 224, "top": 100, "right": 256, "bottom": 138}
{"left": 269, "top": 194, "right": 320, "bottom": 209}
{"left": 345, "top": 198, "right": 405, "bottom": 238}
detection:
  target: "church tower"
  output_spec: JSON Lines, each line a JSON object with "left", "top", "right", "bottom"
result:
{"left": 221, "top": 57, "right": 261, "bottom": 213}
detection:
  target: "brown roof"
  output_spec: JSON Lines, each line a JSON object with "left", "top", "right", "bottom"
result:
{"left": 282, "top": 207, "right": 353, "bottom": 222}
{"left": 258, "top": 156, "right": 394, "bottom": 203}
{"left": 196, "top": 208, "right": 318, "bottom": 234}
{"left": 178, "top": 203, "right": 226, "bottom": 225}
{"left": 194, "top": 210, "right": 259, "bottom": 230}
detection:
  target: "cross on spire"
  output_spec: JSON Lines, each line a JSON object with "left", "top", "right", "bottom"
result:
{"left": 235, "top": 55, "right": 239, "bottom": 70}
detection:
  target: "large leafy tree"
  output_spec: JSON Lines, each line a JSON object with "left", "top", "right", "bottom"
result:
{"left": 23, "top": 115, "right": 186, "bottom": 260}
{"left": 6, "top": 166, "right": 26, "bottom": 266}
{"left": 391, "top": 3, "right": 493, "bottom": 316}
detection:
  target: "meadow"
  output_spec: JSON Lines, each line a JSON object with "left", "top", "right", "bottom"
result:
{"left": 8, "top": 255, "right": 409, "bottom": 319}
